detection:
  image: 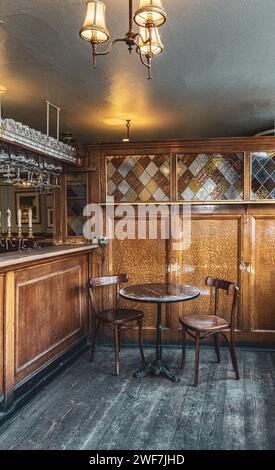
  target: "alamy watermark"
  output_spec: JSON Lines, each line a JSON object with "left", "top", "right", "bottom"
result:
{"left": 83, "top": 198, "right": 192, "bottom": 251}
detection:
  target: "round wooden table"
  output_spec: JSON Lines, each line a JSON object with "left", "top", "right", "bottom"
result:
{"left": 119, "top": 283, "right": 200, "bottom": 383}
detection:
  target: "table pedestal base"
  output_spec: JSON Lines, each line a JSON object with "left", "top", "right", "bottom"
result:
{"left": 134, "top": 360, "right": 180, "bottom": 383}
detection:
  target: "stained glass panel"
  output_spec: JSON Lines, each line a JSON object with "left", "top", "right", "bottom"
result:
{"left": 177, "top": 153, "right": 244, "bottom": 201}
{"left": 66, "top": 173, "right": 87, "bottom": 236}
{"left": 251, "top": 152, "right": 275, "bottom": 200}
{"left": 107, "top": 155, "right": 170, "bottom": 202}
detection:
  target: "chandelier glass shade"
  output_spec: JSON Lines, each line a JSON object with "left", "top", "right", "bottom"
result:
{"left": 79, "top": 0, "right": 167, "bottom": 79}
{"left": 134, "top": 0, "right": 167, "bottom": 28}
{"left": 79, "top": 0, "right": 109, "bottom": 43}
{"left": 138, "top": 26, "right": 164, "bottom": 56}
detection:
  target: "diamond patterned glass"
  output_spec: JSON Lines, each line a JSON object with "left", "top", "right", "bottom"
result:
{"left": 251, "top": 152, "right": 275, "bottom": 200}
{"left": 177, "top": 153, "right": 244, "bottom": 201}
{"left": 66, "top": 173, "right": 87, "bottom": 236}
{"left": 107, "top": 155, "right": 170, "bottom": 202}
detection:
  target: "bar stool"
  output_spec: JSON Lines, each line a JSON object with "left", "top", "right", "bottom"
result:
{"left": 88, "top": 274, "right": 145, "bottom": 375}
{"left": 179, "top": 276, "right": 240, "bottom": 386}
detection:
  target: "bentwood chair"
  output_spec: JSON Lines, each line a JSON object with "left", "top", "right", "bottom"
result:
{"left": 88, "top": 274, "right": 145, "bottom": 375}
{"left": 179, "top": 276, "right": 240, "bottom": 386}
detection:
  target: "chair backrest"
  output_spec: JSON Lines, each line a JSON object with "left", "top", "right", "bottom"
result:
{"left": 205, "top": 276, "right": 239, "bottom": 328}
{"left": 88, "top": 274, "right": 128, "bottom": 315}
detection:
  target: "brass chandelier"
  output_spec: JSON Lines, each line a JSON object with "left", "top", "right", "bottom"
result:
{"left": 79, "top": 0, "right": 167, "bottom": 80}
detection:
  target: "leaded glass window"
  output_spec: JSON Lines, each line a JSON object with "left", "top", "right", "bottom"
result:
{"left": 251, "top": 152, "right": 275, "bottom": 200}
{"left": 66, "top": 173, "right": 87, "bottom": 236}
{"left": 107, "top": 155, "right": 170, "bottom": 202}
{"left": 177, "top": 153, "right": 244, "bottom": 201}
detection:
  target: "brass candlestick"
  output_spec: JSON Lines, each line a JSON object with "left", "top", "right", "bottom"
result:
{"left": 7, "top": 227, "right": 12, "bottom": 239}
{"left": 18, "top": 227, "right": 23, "bottom": 238}
{"left": 28, "top": 227, "right": 34, "bottom": 239}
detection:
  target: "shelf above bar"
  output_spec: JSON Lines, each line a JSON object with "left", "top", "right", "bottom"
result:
{"left": 0, "top": 118, "right": 77, "bottom": 164}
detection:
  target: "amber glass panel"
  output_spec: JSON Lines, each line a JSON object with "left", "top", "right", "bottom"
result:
{"left": 251, "top": 152, "right": 275, "bottom": 200}
{"left": 177, "top": 153, "right": 244, "bottom": 201}
{"left": 107, "top": 155, "right": 170, "bottom": 202}
{"left": 66, "top": 173, "right": 87, "bottom": 236}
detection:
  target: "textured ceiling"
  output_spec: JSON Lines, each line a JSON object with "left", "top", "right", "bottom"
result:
{"left": 1, "top": 0, "right": 275, "bottom": 143}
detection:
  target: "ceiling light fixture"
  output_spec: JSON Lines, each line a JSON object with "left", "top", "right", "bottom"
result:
{"left": 123, "top": 119, "right": 131, "bottom": 142}
{"left": 79, "top": 0, "right": 166, "bottom": 80}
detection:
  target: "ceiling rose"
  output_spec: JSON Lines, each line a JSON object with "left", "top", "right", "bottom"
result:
{"left": 79, "top": 0, "right": 166, "bottom": 80}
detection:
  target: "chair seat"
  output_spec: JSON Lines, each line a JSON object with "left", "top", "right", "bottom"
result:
{"left": 179, "top": 314, "right": 229, "bottom": 332}
{"left": 96, "top": 308, "right": 143, "bottom": 324}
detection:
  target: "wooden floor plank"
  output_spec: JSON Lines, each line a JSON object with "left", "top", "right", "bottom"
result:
{"left": 243, "top": 352, "right": 265, "bottom": 450}
{"left": 195, "top": 352, "right": 228, "bottom": 449}
{"left": 221, "top": 352, "right": 245, "bottom": 450}
{"left": 0, "top": 347, "right": 274, "bottom": 450}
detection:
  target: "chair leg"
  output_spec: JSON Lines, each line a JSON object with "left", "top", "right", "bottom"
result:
{"left": 229, "top": 331, "right": 240, "bottom": 380}
{"left": 213, "top": 333, "right": 221, "bottom": 363}
{"left": 138, "top": 317, "right": 146, "bottom": 363}
{"left": 114, "top": 324, "right": 120, "bottom": 376}
{"left": 194, "top": 332, "right": 200, "bottom": 386}
{"left": 89, "top": 319, "right": 101, "bottom": 362}
{"left": 180, "top": 325, "right": 187, "bottom": 369}
{"left": 118, "top": 330, "right": 121, "bottom": 353}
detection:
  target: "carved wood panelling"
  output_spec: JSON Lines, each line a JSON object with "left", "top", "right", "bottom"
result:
{"left": 14, "top": 256, "right": 88, "bottom": 383}
{"left": 109, "top": 213, "right": 241, "bottom": 332}
{"left": 251, "top": 216, "right": 275, "bottom": 331}
{"left": 111, "top": 235, "right": 168, "bottom": 328}
{"left": 169, "top": 216, "right": 241, "bottom": 326}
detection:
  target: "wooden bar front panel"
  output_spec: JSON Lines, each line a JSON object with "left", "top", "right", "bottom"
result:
{"left": 14, "top": 255, "right": 88, "bottom": 384}
{"left": 0, "top": 275, "right": 3, "bottom": 397}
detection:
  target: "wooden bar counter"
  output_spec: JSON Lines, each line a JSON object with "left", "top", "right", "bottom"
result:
{"left": 0, "top": 245, "right": 97, "bottom": 414}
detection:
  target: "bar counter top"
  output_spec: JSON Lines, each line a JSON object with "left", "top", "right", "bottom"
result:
{"left": 0, "top": 244, "right": 98, "bottom": 271}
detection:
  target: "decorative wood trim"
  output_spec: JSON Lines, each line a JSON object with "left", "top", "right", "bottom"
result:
{"left": 170, "top": 153, "right": 177, "bottom": 202}
{"left": 3, "top": 272, "right": 15, "bottom": 410}
{"left": 96, "top": 200, "right": 275, "bottom": 206}
{"left": 244, "top": 152, "right": 252, "bottom": 201}
{"left": 53, "top": 179, "right": 65, "bottom": 245}
{"left": 101, "top": 153, "right": 107, "bottom": 204}
{"left": 90, "top": 149, "right": 101, "bottom": 203}
{"left": 82, "top": 136, "right": 275, "bottom": 154}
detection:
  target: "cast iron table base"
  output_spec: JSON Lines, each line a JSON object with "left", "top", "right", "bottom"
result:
{"left": 133, "top": 303, "right": 180, "bottom": 383}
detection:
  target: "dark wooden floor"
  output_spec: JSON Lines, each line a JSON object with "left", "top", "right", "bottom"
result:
{"left": 0, "top": 346, "right": 275, "bottom": 450}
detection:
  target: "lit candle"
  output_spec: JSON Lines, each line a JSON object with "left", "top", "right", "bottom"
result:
{"left": 28, "top": 208, "right": 33, "bottom": 228}
{"left": 18, "top": 208, "right": 22, "bottom": 229}
{"left": 7, "top": 208, "right": 11, "bottom": 228}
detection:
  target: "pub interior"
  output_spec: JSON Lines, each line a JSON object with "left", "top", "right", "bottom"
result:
{"left": 0, "top": 0, "right": 275, "bottom": 453}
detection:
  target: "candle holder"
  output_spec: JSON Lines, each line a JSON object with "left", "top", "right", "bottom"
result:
{"left": 7, "top": 227, "right": 12, "bottom": 239}
{"left": 18, "top": 227, "right": 23, "bottom": 238}
{"left": 28, "top": 227, "right": 34, "bottom": 239}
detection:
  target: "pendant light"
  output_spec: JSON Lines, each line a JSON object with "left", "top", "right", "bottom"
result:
{"left": 79, "top": 0, "right": 167, "bottom": 79}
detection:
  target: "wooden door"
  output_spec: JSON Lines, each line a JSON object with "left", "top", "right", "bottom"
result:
{"left": 248, "top": 208, "right": 275, "bottom": 345}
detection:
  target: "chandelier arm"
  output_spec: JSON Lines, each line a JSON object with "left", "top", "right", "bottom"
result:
{"left": 94, "top": 38, "right": 126, "bottom": 57}
{"left": 134, "top": 32, "right": 151, "bottom": 46}
{"left": 134, "top": 41, "right": 151, "bottom": 69}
